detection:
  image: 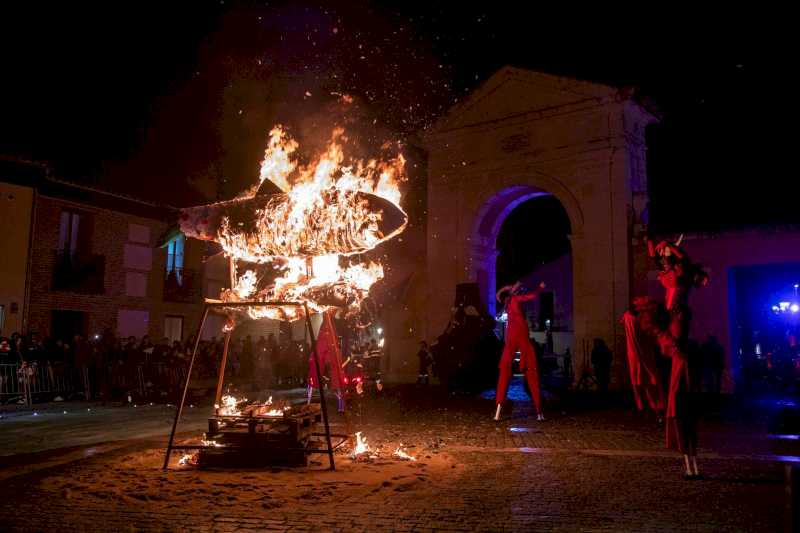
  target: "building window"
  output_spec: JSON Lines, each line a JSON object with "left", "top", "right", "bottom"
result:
{"left": 165, "top": 234, "right": 185, "bottom": 282}
{"left": 117, "top": 309, "right": 149, "bottom": 339}
{"left": 58, "top": 211, "right": 80, "bottom": 255}
{"left": 54, "top": 210, "right": 103, "bottom": 294}
{"left": 128, "top": 223, "right": 150, "bottom": 244}
{"left": 125, "top": 272, "right": 147, "bottom": 297}
{"left": 164, "top": 315, "right": 184, "bottom": 344}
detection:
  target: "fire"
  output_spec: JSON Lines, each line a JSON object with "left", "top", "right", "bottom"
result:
{"left": 217, "top": 394, "right": 246, "bottom": 416}
{"left": 261, "top": 395, "right": 288, "bottom": 416}
{"left": 178, "top": 453, "right": 198, "bottom": 466}
{"left": 393, "top": 445, "right": 417, "bottom": 461}
{"left": 179, "top": 121, "right": 407, "bottom": 323}
{"left": 352, "top": 431, "right": 370, "bottom": 458}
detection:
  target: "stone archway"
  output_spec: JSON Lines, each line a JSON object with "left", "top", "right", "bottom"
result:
{"left": 469, "top": 184, "right": 578, "bottom": 319}
{"left": 422, "top": 66, "right": 656, "bottom": 385}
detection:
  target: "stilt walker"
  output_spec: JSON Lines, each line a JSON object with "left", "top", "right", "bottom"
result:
{"left": 626, "top": 237, "right": 708, "bottom": 479}
{"left": 494, "top": 281, "right": 546, "bottom": 421}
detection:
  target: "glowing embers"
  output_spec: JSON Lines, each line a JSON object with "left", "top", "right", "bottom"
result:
{"left": 214, "top": 395, "right": 292, "bottom": 419}
{"left": 178, "top": 453, "right": 198, "bottom": 467}
{"left": 349, "top": 433, "right": 418, "bottom": 462}
{"left": 200, "top": 402, "right": 323, "bottom": 468}
{"left": 392, "top": 445, "right": 417, "bottom": 461}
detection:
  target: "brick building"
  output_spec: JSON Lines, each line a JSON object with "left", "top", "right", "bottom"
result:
{"left": 0, "top": 162, "right": 226, "bottom": 345}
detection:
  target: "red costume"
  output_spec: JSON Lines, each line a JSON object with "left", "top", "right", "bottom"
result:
{"left": 643, "top": 239, "right": 708, "bottom": 454}
{"left": 495, "top": 286, "right": 543, "bottom": 414}
{"left": 622, "top": 307, "right": 664, "bottom": 411}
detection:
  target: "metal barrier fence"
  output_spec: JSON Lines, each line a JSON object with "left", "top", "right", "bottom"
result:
{"left": 0, "top": 362, "right": 81, "bottom": 405}
{"left": 0, "top": 361, "right": 188, "bottom": 406}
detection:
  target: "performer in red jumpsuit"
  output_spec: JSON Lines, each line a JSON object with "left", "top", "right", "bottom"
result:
{"left": 494, "top": 281, "right": 546, "bottom": 421}
{"left": 648, "top": 238, "right": 709, "bottom": 479}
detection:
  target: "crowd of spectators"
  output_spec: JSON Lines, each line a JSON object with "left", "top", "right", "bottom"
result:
{"left": 0, "top": 329, "right": 315, "bottom": 404}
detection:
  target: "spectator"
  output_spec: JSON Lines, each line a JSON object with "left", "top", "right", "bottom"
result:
{"left": 702, "top": 335, "right": 725, "bottom": 394}
{"left": 591, "top": 338, "right": 613, "bottom": 394}
{"left": 241, "top": 335, "right": 254, "bottom": 379}
{"left": 0, "top": 337, "right": 14, "bottom": 394}
{"left": 416, "top": 341, "right": 433, "bottom": 385}
{"left": 74, "top": 335, "right": 93, "bottom": 400}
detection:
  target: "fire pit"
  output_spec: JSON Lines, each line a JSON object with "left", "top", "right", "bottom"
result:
{"left": 200, "top": 402, "right": 324, "bottom": 468}
{"left": 163, "top": 301, "right": 347, "bottom": 470}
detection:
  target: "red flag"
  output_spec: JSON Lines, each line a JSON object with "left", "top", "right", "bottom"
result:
{"left": 308, "top": 311, "right": 346, "bottom": 391}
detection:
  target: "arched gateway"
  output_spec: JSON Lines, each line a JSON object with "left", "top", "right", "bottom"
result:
{"left": 423, "top": 67, "right": 656, "bottom": 384}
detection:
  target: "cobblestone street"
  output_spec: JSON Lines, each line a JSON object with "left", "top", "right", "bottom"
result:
{"left": 0, "top": 383, "right": 793, "bottom": 532}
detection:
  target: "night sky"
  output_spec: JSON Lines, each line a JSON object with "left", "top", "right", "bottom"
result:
{"left": 0, "top": 2, "right": 790, "bottom": 231}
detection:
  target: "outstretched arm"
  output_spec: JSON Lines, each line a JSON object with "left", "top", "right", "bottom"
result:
{"left": 517, "top": 282, "right": 546, "bottom": 302}
{"left": 496, "top": 285, "right": 513, "bottom": 303}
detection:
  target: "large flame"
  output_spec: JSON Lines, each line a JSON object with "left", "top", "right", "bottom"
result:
{"left": 183, "top": 124, "right": 407, "bottom": 322}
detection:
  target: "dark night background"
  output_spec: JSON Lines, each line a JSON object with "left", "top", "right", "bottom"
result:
{"left": 0, "top": 2, "right": 792, "bottom": 233}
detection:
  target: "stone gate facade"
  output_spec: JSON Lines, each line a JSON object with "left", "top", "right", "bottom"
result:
{"left": 423, "top": 67, "right": 656, "bottom": 382}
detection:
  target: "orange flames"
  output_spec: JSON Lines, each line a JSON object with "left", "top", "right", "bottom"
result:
{"left": 201, "top": 437, "right": 223, "bottom": 448}
{"left": 216, "top": 394, "right": 246, "bottom": 416}
{"left": 178, "top": 453, "right": 198, "bottom": 466}
{"left": 352, "top": 431, "right": 371, "bottom": 459}
{"left": 350, "top": 433, "right": 417, "bottom": 461}
{"left": 183, "top": 123, "right": 407, "bottom": 323}
{"left": 393, "top": 445, "right": 417, "bottom": 461}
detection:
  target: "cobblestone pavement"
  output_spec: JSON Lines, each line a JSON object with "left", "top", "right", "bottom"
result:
{"left": 0, "top": 382, "right": 795, "bottom": 532}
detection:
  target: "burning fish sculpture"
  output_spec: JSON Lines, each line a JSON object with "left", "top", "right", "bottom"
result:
{"left": 179, "top": 125, "right": 408, "bottom": 323}
{"left": 181, "top": 188, "right": 405, "bottom": 260}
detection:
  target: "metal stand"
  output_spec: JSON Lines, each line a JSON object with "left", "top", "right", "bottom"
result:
{"left": 303, "top": 301, "right": 335, "bottom": 471}
{"left": 163, "top": 306, "right": 209, "bottom": 470}
{"left": 214, "top": 331, "right": 232, "bottom": 408}
{"left": 163, "top": 301, "right": 340, "bottom": 471}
